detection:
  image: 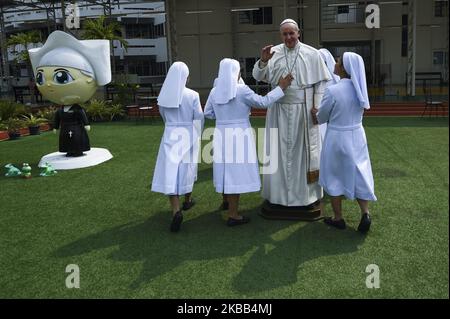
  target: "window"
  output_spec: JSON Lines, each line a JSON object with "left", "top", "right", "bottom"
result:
{"left": 337, "top": 6, "right": 349, "bottom": 14}
{"left": 323, "top": 42, "right": 372, "bottom": 80}
{"left": 127, "top": 57, "right": 167, "bottom": 76}
{"left": 335, "top": 4, "right": 365, "bottom": 24}
{"left": 125, "top": 23, "right": 165, "bottom": 39}
{"left": 239, "top": 57, "right": 256, "bottom": 85}
{"left": 434, "top": 0, "right": 448, "bottom": 17}
{"left": 433, "top": 51, "right": 447, "bottom": 65}
{"left": 238, "top": 7, "right": 272, "bottom": 25}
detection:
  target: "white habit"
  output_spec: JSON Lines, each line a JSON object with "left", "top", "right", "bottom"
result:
{"left": 151, "top": 62, "right": 204, "bottom": 195}
{"left": 252, "top": 41, "right": 330, "bottom": 206}
{"left": 318, "top": 48, "right": 340, "bottom": 142}
{"left": 205, "top": 59, "right": 285, "bottom": 194}
{"left": 317, "top": 52, "right": 376, "bottom": 201}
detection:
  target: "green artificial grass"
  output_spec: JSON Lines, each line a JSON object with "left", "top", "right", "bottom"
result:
{"left": 0, "top": 117, "right": 448, "bottom": 298}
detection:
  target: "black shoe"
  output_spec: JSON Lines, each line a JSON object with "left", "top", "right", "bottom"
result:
{"left": 170, "top": 211, "right": 183, "bottom": 232}
{"left": 227, "top": 216, "right": 250, "bottom": 227}
{"left": 182, "top": 199, "right": 196, "bottom": 211}
{"left": 324, "top": 217, "right": 346, "bottom": 230}
{"left": 220, "top": 201, "right": 229, "bottom": 211}
{"left": 357, "top": 213, "right": 371, "bottom": 233}
{"left": 305, "top": 199, "right": 321, "bottom": 210}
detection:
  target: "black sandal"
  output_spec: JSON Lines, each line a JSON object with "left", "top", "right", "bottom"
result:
{"left": 357, "top": 213, "right": 371, "bottom": 233}
{"left": 182, "top": 198, "right": 196, "bottom": 211}
{"left": 324, "top": 217, "right": 346, "bottom": 230}
{"left": 227, "top": 216, "right": 250, "bottom": 227}
{"left": 170, "top": 211, "right": 183, "bottom": 232}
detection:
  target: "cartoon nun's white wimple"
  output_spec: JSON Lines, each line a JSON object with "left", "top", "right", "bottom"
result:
{"left": 28, "top": 31, "right": 111, "bottom": 86}
{"left": 343, "top": 52, "right": 370, "bottom": 109}
{"left": 319, "top": 48, "right": 340, "bottom": 85}
{"left": 157, "top": 61, "right": 189, "bottom": 109}
{"left": 214, "top": 58, "right": 241, "bottom": 105}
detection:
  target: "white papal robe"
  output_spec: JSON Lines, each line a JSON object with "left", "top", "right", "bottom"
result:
{"left": 253, "top": 41, "right": 330, "bottom": 207}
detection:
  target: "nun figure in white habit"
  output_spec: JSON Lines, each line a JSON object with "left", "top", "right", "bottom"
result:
{"left": 204, "top": 58, "right": 293, "bottom": 227}
{"left": 151, "top": 62, "right": 204, "bottom": 232}
{"left": 252, "top": 19, "right": 330, "bottom": 212}
{"left": 315, "top": 52, "right": 376, "bottom": 233}
{"left": 317, "top": 48, "right": 340, "bottom": 142}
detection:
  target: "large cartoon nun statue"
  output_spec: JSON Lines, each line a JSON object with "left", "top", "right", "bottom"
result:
{"left": 30, "top": 31, "right": 113, "bottom": 169}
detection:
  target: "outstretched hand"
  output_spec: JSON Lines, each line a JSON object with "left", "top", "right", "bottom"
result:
{"left": 311, "top": 107, "right": 319, "bottom": 125}
{"left": 278, "top": 74, "right": 294, "bottom": 90}
{"left": 261, "top": 45, "right": 275, "bottom": 63}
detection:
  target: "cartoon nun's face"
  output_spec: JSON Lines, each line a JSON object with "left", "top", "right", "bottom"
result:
{"left": 35, "top": 65, "right": 97, "bottom": 105}
{"left": 29, "top": 31, "right": 111, "bottom": 105}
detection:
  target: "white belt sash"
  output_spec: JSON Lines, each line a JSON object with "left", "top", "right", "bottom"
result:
{"left": 165, "top": 121, "right": 193, "bottom": 127}
{"left": 216, "top": 119, "right": 250, "bottom": 126}
{"left": 327, "top": 123, "right": 362, "bottom": 131}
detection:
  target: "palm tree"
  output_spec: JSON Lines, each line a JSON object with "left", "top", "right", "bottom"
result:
{"left": 7, "top": 30, "right": 42, "bottom": 78}
{"left": 82, "top": 15, "right": 128, "bottom": 76}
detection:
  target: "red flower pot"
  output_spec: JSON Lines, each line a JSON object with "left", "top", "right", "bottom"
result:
{"left": 19, "top": 127, "right": 30, "bottom": 136}
{"left": 40, "top": 123, "right": 50, "bottom": 132}
{"left": 0, "top": 130, "right": 9, "bottom": 141}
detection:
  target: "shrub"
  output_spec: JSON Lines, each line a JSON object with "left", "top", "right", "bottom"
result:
{"left": 3, "top": 117, "right": 24, "bottom": 133}
{"left": 84, "top": 99, "right": 125, "bottom": 122}
{"left": 0, "top": 99, "right": 28, "bottom": 121}
{"left": 21, "top": 114, "right": 48, "bottom": 127}
{"left": 36, "top": 106, "right": 57, "bottom": 123}
{"left": 108, "top": 103, "right": 125, "bottom": 121}
{"left": 84, "top": 99, "right": 110, "bottom": 122}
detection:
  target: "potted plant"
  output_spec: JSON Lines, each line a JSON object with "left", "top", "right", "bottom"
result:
{"left": 84, "top": 99, "right": 109, "bottom": 122}
{"left": 108, "top": 103, "right": 125, "bottom": 121}
{"left": 4, "top": 118, "right": 22, "bottom": 140}
{"left": 36, "top": 106, "right": 57, "bottom": 129}
{"left": 21, "top": 114, "right": 48, "bottom": 135}
{"left": 40, "top": 122, "right": 50, "bottom": 132}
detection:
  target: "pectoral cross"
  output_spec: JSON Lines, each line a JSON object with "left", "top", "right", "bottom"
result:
{"left": 69, "top": 131, "right": 73, "bottom": 138}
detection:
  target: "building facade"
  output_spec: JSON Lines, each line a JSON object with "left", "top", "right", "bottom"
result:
{"left": 1, "top": 0, "right": 448, "bottom": 100}
{"left": 0, "top": 0, "right": 168, "bottom": 89}
{"left": 171, "top": 0, "right": 448, "bottom": 98}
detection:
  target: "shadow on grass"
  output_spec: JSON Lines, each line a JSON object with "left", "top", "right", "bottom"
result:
{"left": 52, "top": 206, "right": 366, "bottom": 293}
{"left": 232, "top": 222, "right": 365, "bottom": 293}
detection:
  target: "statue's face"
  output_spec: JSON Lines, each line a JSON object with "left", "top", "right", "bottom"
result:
{"left": 280, "top": 24, "right": 299, "bottom": 49}
{"left": 35, "top": 66, "right": 97, "bottom": 105}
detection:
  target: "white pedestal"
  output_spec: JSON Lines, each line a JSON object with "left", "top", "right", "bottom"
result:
{"left": 38, "top": 147, "right": 113, "bottom": 170}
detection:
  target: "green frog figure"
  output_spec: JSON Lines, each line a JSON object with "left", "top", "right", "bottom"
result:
{"left": 4, "top": 164, "right": 22, "bottom": 177}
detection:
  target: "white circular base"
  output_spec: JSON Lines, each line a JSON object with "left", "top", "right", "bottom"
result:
{"left": 38, "top": 148, "right": 113, "bottom": 170}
